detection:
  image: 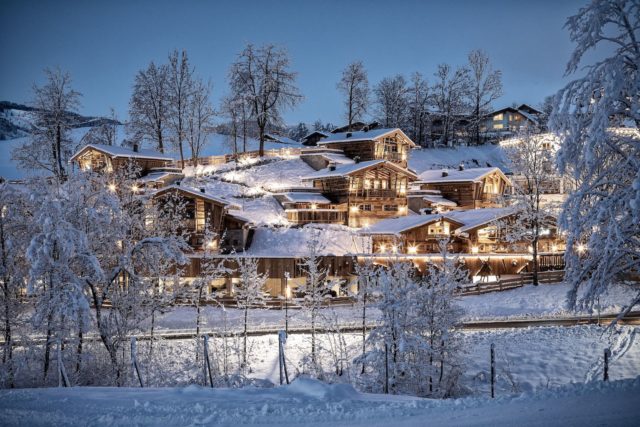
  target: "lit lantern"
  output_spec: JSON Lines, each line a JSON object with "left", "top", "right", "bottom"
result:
{"left": 551, "top": 244, "right": 558, "bottom": 252}
{"left": 108, "top": 183, "right": 117, "bottom": 192}
{"left": 131, "top": 185, "right": 139, "bottom": 193}
{"left": 379, "top": 243, "right": 387, "bottom": 253}
{"left": 391, "top": 245, "right": 398, "bottom": 254}
{"left": 310, "top": 203, "right": 317, "bottom": 210}
{"left": 576, "top": 243, "right": 587, "bottom": 254}
{"left": 398, "top": 206, "right": 408, "bottom": 214}
{"left": 350, "top": 205, "right": 359, "bottom": 213}
{"left": 407, "top": 245, "right": 418, "bottom": 254}
{"left": 471, "top": 246, "right": 479, "bottom": 254}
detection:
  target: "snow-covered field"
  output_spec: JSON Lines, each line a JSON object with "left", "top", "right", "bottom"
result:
{"left": 1, "top": 376, "right": 638, "bottom": 426}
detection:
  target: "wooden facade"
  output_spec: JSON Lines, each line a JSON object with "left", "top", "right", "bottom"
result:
{"left": 305, "top": 161, "right": 417, "bottom": 228}
{"left": 151, "top": 186, "right": 250, "bottom": 253}
{"left": 416, "top": 168, "right": 511, "bottom": 209}
{"left": 70, "top": 144, "right": 174, "bottom": 176}
{"left": 319, "top": 129, "right": 415, "bottom": 168}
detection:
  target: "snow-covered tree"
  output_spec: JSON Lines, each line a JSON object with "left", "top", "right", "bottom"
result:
{"left": 12, "top": 68, "right": 81, "bottom": 180}
{"left": 413, "top": 241, "right": 467, "bottom": 397}
{"left": 128, "top": 61, "right": 170, "bottom": 153}
{"left": 228, "top": 44, "right": 302, "bottom": 156}
{"left": 362, "top": 243, "right": 466, "bottom": 397}
{"left": 466, "top": 49, "right": 502, "bottom": 145}
{"left": 337, "top": 61, "right": 369, "bottom": 130}
{"left": 430, "top": 64, "right": 471, "bottom": 147}
{"left": 354, "top": 258, "right": 379, "bottom": 374}
{"left": 81, "top": 108, "right": 120, "bottom": 147}
{"left": 502, "top": 128, "right": 559, "bottom": 285}
{"left": 374, "top": 74, "right": 409, "bottom": 129}
{"left": 549, "top": 0, "right": 640, "bottom": 314}
{"left": 233, "top": 255, "right": 268, "bottom": 372}
{"left": 298, "top": 230, "right": 332, "bottom": 374}
{"left": 0, "top": 184, "right": 34, "bottom": 387}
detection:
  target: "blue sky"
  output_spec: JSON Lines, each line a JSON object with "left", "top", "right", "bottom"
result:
{"left": 0, "top": 0, "right": 591, "bottom": 125}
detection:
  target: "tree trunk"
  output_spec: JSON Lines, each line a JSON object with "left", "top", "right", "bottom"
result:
{"left": 243, "top": 304, "right": 248, "bottom": 370}
{"left": 75, "top": 316, "right": 83, "bottom": 374}
{"left": 361, "top": 291, "right": 366, "bottom": 374}
{"left": 89, "top": 282, "right": 121, "bottom": 385}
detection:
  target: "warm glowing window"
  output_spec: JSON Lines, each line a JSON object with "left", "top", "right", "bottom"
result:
{"left": 493, "top": 113, "right": 504, "bottom": 121}
{"left": 494, "top": 123, "right": 504, "bottom": 129}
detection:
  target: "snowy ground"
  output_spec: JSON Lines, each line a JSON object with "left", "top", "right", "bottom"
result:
{"left": 1, "top": 376, "right": 638, "bottom": 426}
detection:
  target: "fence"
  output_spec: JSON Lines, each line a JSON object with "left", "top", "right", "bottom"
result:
{"left": 177, "top": 147, "right": 303, "bottom": 168}
{"left": 459, "top": 270, "right": 565, "bottom": 295}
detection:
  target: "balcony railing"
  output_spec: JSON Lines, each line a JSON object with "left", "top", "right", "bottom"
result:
{"left": 352, "top": 189, "right": 399, "bottom": 198}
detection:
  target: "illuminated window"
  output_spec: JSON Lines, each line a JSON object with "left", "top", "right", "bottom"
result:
{"left": 493, "top": 113, "right": 504, "bottom": 121}
{"left": 493, "top": 123, "right": 504, "bottom": 130}
{"left": 359, "top": 204, "right": 372, "bottom": 212}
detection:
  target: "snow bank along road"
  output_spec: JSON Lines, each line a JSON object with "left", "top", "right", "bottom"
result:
{"left": 1, "top": 377, "right": 638, "bottom": 426}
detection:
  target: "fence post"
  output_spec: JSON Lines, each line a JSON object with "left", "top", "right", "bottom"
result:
{"left": 278, "top": 330, "right": 290, "bottom": 385}
{"left": 384, "top": 343, "right": 389, "bottom": 394}
{"left": 203, "top": 335, "right": 214, "bottom": 388}
{"left": 490, "top": 343, "right": 495, "bottom": 398}
{"left": 604, "top": 348, "right": 610, "bottom": 381}
{"left": 131, "top": 337, "right": 144, "bottom": 388}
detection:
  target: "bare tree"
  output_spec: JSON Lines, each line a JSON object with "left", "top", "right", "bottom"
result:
{"left": 167, "top": 49, "right": 194, "bottom": 168}
{"left": 407, "top": 72, "right": 430, "bottom": 147}
{"left": 185, "top": 78, "right": 215, "bottom": 165}
{"left": 128, "top": 61, "right": 169, "bottom": 153}
{"left": 82, "top": 108, "right": 120, "bottom": 147}
{"left": 374, "top": 74, "right": 409, "bottom": 128}
{"left": 337, "top": 61, "right": 369, "bottom": 130}
{"left": 430, "top": 64, "right": 471, "bottom": 147}
{"left": 467, "top": 50, "right": 503, "bottom": 145}
{"left": 228, "top": 44, "right": 302, "bottom": 156}
{"left": 221, "top": 94, "right": 251, "bottom": 155}
{"left": 12, "top": 68, "right": 81, "bottom": 180}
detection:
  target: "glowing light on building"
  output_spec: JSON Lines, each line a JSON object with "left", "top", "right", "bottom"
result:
{"left": 108, "top": 183, "right": 117, "bottom": 192}
{"left": 131, "top": 185, "right": 139, "bottom": 193}
{"left": 407, "top": 245, "right": 418, "bottom": 254}
{"left": 398, "top": 206, "right": 408, "bottom": 214}
{"left": 310, "top": 203, "right": 317, "bottom": 210}
{"left": 378, "top": 244, "right": 387, "bottom": 253}
{"left": 471, "top": 246, "right": 479, "bottom": 254}
{"left": 576, "top": 243, "right": 587, "bottom": 254}
{"left": 350, "top": 205, "right": 359, "bottom": 213}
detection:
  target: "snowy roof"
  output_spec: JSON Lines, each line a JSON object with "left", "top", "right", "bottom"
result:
{"left": 317, "top": 128, "right": 416, "bottom": 146}
{"left": 302, "top": 131, "right": 329, "bottom": 139}
{"left": 301, "top": 160, "right": 418, "bottom": 181}
{"left": 264, "top": 134, "right": 299, "bottom": 145}
{"left": 416, "top": 167, "right": 507, "bottom": 184}
{"left": 422, "top": 195, "right": 457, "bottom": 207}
{"left": 152, "top": 184, "right": 240, "bottom": 209}
{"left": 70, "top": 143, "right": 174, "bottom": 162}
{"left": 444, "top": 207, "right": 514, "bottom": 234}
{"left": 360, "top": 214, "right": 453, "bottom": 235}
{"left": 281, "top": 192, "right": 331, "bottom": 204}
{"left": 137, "top": 171, "right": 183, "bottom": 183}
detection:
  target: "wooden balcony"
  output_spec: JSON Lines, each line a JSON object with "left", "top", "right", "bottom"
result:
{"left": 352, "top": 189, "right": 399, "bottom": 199}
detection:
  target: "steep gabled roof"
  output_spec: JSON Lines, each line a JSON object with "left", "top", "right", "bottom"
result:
{"left": 152, "top": 184, "right": 240, "bottom": 209}
{"left": 416, "top": 167, "right": 510, "bottom": 185}
{"left": 301, "top": 160, "right": 418, "bottom": 181}
{"left": 444, "top": 207, "right": 515, "bottom": 234}
{"left": 317, "top": 128, "right": 416, "bottom": 147}
{"left": 360, "top": 214, "right": 463, "bottom": 236}
{"left": 70, "top": 143, "right": 174, "bottom": 162}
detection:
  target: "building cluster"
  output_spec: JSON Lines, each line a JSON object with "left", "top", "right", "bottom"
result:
{"left": 70, "top": 124, "right": 566, "bottom": 296}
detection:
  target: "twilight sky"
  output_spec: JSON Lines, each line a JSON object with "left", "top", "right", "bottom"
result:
{"left": 0, "top": 0, "right": 592, "bottom": 125}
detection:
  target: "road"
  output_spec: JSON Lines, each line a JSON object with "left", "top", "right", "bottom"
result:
{"left": 4, "top": 311, "right": 638, "bottom": 345}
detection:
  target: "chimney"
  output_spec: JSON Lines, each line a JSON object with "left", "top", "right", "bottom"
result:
{"left": 442, "top": 170, "right": 449, "bottom": 177}
{"left": 200, "top": 188, "right": 205, "bottom": 193}
{"left": 346, "top": 132, "right": 352, "bottom": 138}
{"left": 176, "top": 181, "right": 181, "bottom": 186}
{"left": 328, "top": 162, "right": 336, "bottom": 171}
{"left": 354, "top": 156, "right": 361, "bottom": 164}
{"left": 133, "top": 143, "right": 139, "bottom": 153}
{"left": 458, "top": 163, "right": 464, "bottom": 171}
{"left": 362, "top": 126, "right": 369, "bottom": 132}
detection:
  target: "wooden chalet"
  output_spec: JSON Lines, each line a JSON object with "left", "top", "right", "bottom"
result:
{"left": 151, "top": 184, "right": 251, "bottom": 253}
{"left": 483, "top": 104, "right": 542, "bottom": 133}
{"left": 360, "top": 207, "right": 565, "bottom": 256}
{"left": 360, "top": 214, "right": 465, "bottom": 254}
{"left": 316, "top": 128, "right": 416, "bottom": 168}
{"left": 300, "top": 131, "right": 329, "bottom": 146}
{"left": 301, "top": 159, "right": 418, "bottom": 228}
{"left": 274, "top": 190, "right": 347, "bottom": 225}
{"left": 70, "top": 143, "right": 174, "bottom": 175}
{"left": 414, "top": 166, "right": 511, "bottom": 209}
